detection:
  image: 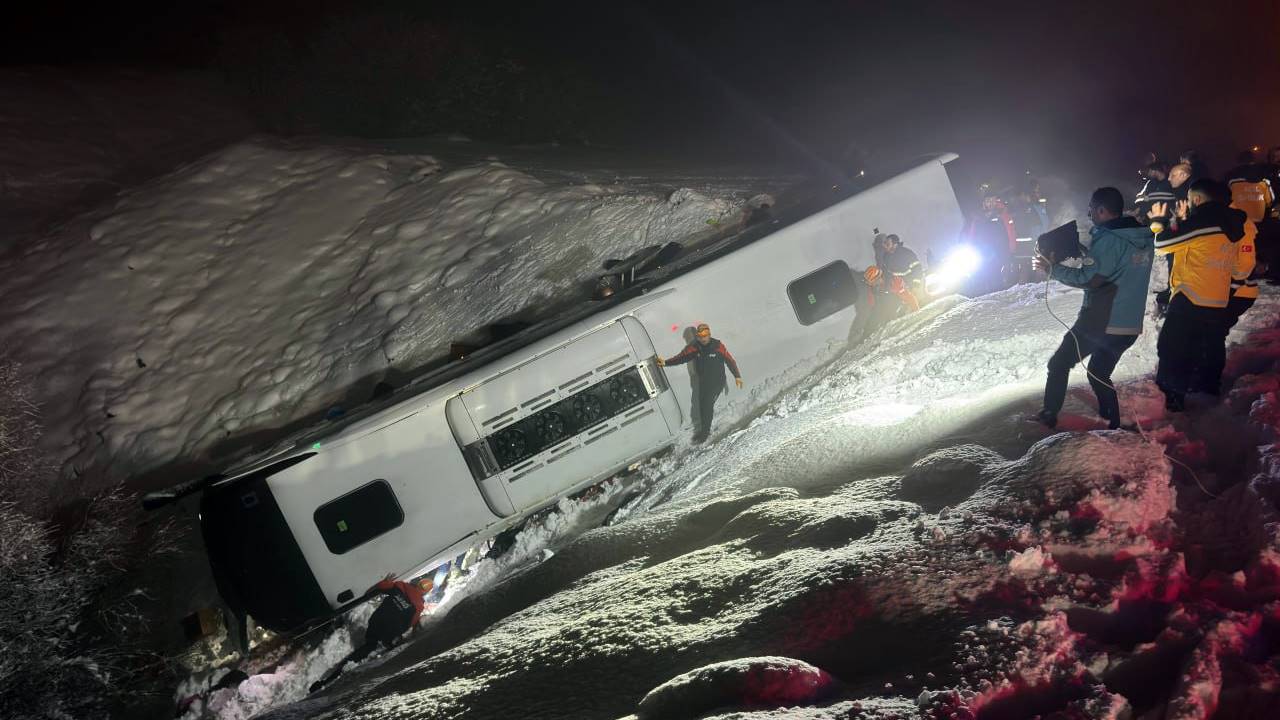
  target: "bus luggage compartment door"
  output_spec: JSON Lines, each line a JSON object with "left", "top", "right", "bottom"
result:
{"left": 446, "top": 317, "right": 679, "bottom": 513}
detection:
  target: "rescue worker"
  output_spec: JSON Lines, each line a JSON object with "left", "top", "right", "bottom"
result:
{"left": 964, "top": 190, "right": 1018, "bottom": 293}
{"left": 878, "top": 233, "right": 925, "bottom": 306}
{"left": 1193, "top": 210, "right": 1257, "bottom": 395}
{"left": 1224, "top": 150, "right": 1275, "bottom": 224}
{"left": 1011, "top": 176, "right": 1051, "bottom": 240}
{"left": 1152, "top": 162, "right": 1197, "bottom": 314}
{"left": 657, "top": 322, "right": 742, "bottom": 444}
{"left": 1032, "top": 187, "right": 1154, "bottom": 429}
{"left": 1168, "top": 163, "right": 1194, "bottom": 203}
{"left": 309, "top": 574, "right": 429, "bottom": 693}
{"left": 1149, "top": 179, "right": 1247, "bottom": 411}
{"left": 1225, "top": 150, "right": 1277, "bottom": 278}
{"left": 1135, "top": 161, "right": 1175, "bottom": 222}
{"left": 848, "top": 266, "right": 897, "bottom": 346}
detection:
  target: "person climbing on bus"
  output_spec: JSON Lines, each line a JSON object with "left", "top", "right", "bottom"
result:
{"left": 656, "top": 322, "right": 742, "bottom": 444}
{"left": 309, "top": 574, "right": 429, "bottom": 693}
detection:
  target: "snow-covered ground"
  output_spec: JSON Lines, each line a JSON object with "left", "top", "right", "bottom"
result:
{"left": 171, "top": 275, "right": 1280, "bottom": 719}
{"left": 0, "top": 138, "right": 785, "bottom": 485}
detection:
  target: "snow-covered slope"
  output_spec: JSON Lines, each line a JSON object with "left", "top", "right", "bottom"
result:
{"left": 0, "top": 139, "right": 775, "bottom": 481}
{"left": 176, "top": 279, "right": 1280, "bottom": 720}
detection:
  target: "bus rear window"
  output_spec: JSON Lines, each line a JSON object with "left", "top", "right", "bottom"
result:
{"left": 314, "top": 480, "right": 404, "bottom": 554}
{"left": 787, "top": 261, "right": 857, "bottom": 326}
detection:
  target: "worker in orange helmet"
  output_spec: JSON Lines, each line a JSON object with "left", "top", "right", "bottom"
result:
{"left": 848, "top": 263, "right": 916, "bottom": 347}
{"left": 656, "top": 322, "right": 742, "bottom": 444}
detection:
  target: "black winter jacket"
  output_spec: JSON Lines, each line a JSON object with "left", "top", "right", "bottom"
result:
{"left": 665, "top": 338, "right": 741, "bottom": 389}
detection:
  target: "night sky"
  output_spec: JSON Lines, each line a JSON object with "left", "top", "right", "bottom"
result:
{"left": 6, "top": 0, "right": 1279, "bottom": 193}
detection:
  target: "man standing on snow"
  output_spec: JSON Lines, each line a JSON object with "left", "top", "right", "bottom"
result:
{"left": 657, "top": 322, "right": 743, "bottom": 444}
{"left": 1191, "top": 207, "right": 1257, "bottom": 395}
{"left": 1149, "top": 179, "right": 1247, "bottom": 410}
{"left": 1032, "top": 187, "right": 1154, "bottom": 429}
{"left": 309, "top": 574, "right": 428, "bottom": 693}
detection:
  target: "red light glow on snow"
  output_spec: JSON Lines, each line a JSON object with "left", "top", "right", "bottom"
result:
{"left": 739, "top": 664, "right": 833, "bottom": 707}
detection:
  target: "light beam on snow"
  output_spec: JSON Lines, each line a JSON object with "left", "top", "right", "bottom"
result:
{"left": 836, "top": 402, "right": 923, "bottom": 427}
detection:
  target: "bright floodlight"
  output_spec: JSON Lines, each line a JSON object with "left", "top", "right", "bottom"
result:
{"left": 925, "top": 244, "right": 982, "bottom": 295}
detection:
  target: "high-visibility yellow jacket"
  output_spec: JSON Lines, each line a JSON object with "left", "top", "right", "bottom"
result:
{"left": 1230, "top": 217, "right": 1259, "bottom": 300}
{"left": 1154, "top": 202, "right": 1247, "bottom": 308}
{"left": 1226, "top": 164, "right": 1275, "bottom": 223}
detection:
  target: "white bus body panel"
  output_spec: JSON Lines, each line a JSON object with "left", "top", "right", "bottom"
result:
{"left": 266, "top": 409, "right": 496, "bottom": 606}
{"left": 242, "top": 156, "right": 963, "bottom": 616}
{"left": 634, "top": 157, "right": 964, "bottom": 427}
{"left": 445, "top": 316, "right": 678, "bottom": 513}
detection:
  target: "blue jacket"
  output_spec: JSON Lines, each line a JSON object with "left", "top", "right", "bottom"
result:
{"left": 1051, "top": 217, "right": 1155, "bottom": 335}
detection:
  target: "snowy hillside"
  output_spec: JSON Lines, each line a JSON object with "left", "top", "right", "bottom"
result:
{"left": 0, "top": 138, "right": 781, "bottom": 483}
{"left": 178, "top": 281, "right": 1280, "bottom": 719}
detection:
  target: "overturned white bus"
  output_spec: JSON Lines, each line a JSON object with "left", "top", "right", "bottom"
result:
{"left": 197, "top": 154, "right": 965, "bottom": 634}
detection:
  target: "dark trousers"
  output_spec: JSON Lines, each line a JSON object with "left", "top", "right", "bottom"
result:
{"left": 1225, "top": 295, "right": 1255, "bottom": 329}
{"left": 1157, "top": 294, "right": 1226, "bottom": 399}
{"left": 1195, "top": 295, "right": 1255, "bottom": 394}
{"left": 695, "top": 380, "right": 724, "bottom": 438}
{"left": 311, "top": 593, "right": 411, "bottom": 693}
{"left": 1043, "top": 326, "right": 1137, "bottom": 423}
{"left": 1257, "top": 219, "right": 1280, "bottom": 276}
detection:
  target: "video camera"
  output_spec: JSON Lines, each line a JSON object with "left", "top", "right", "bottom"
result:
{"left": 1035, "top": 220, "right": 1082, "bottom": 261}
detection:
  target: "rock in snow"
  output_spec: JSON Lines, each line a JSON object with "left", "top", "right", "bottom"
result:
{"left": 635, "top": 656, "right": 833, "bottom": 719}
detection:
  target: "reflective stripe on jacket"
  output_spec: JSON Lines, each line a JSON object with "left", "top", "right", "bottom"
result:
{"left": 1154, "top": 202, "right": 1246, "bottom": 308}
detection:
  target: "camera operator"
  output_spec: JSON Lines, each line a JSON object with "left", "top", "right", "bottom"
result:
{"left": 1031, "top": 187, "right": 1154, "bottom": 429}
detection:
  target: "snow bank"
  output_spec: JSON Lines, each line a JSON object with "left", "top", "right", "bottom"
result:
{"left": 0, "top": 139, "right": 761, "bottom": 480}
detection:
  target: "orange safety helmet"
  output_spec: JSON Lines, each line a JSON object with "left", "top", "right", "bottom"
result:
{"left": 864, "top": 266, "right": 883, "bottom": 284}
